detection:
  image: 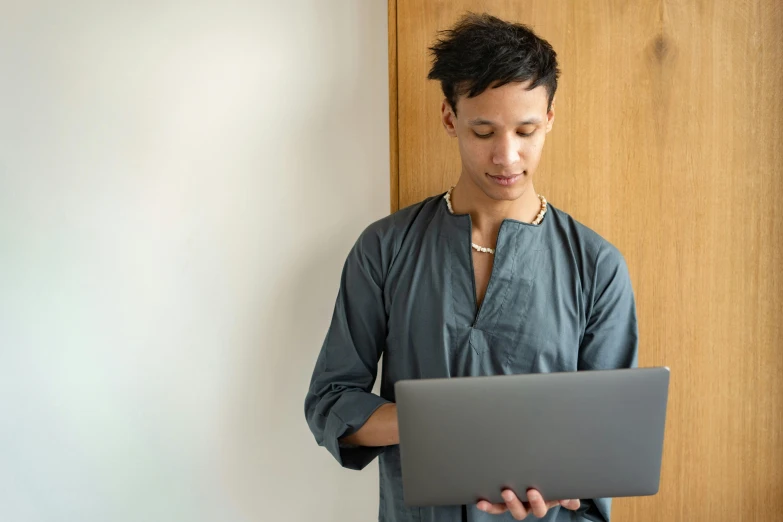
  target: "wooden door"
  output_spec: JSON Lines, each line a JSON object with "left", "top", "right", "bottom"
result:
{"left": 389, "top": 1, "right": 783, "bottom": 520}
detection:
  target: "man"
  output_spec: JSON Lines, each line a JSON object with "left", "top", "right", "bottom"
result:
{"left": 305, "top": 13, "right": 637, "bottom": 522}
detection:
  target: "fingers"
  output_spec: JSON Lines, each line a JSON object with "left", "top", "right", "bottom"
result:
{"left": 522, "top": 489, "right": 581, "bottom": 513}
{"left": 501, "top": 489, "right": 529, "bottom": 520}
{"left": 526, "top": 489, "right": 550, "bottom": 518}
{"left": 476, "top": 500, "right": 508, "bottom": 515}
{"left": 559, "top": 498, "right": 581, "bottom": 510}
{"left": 477, "top": 490, "right": 580, "bottom": 519}
{"left": 477, "top": 491, "right": 531, "bottom": 520}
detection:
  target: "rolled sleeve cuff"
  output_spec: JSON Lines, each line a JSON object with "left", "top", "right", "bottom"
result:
{"left": 323, "top": 391, "right": 392, "bottom": 470}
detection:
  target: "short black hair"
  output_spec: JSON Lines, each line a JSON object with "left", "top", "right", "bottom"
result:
{"left": 427, "top": 13, "right": 560, "bottom": 116}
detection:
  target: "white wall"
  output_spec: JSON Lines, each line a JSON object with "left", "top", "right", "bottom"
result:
{"left": 0, "top": 2, "right": 389, "bottom": 521}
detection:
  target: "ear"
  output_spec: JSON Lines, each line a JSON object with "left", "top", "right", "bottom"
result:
{"left": 441, "top": 99, "right": 458, "bottom": 138}
{"left": 545, "top": 96, "right": 556, "bottom": 133}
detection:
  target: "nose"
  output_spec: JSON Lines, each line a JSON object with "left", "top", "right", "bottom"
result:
{"left": 491, "top": 134, "right": 520, "bottom": 167}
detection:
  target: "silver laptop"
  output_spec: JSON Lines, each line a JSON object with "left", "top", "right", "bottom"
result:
{"left": 395, "top": 367, "right": 669, "bottom": 507}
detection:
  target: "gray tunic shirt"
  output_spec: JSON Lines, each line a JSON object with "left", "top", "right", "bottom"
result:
{"left": 305, "top": 193, "right": 638, "bottom": 522}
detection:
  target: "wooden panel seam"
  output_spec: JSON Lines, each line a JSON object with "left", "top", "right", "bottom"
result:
{"left": 388, "top": 0, "right": 399, "bottom": 213}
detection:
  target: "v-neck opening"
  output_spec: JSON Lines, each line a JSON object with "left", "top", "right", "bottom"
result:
{"left": 467, "top": 230, "right": 480, "bottom": 325}
{"left": 469, "top": 219, "right": 513, "bottom": 328}
{"left": 439, "top": 193, "right": 548, "bottom": 330}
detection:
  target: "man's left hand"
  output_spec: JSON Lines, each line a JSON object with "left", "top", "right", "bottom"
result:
{"left": 477, "top": 488, "right": 580, "bottom": 519}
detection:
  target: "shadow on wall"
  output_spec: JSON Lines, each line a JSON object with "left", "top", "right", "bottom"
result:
{"left": 220, "top": 2, "right": 389, "bottom": 521}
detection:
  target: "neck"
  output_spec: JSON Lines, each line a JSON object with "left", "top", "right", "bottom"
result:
{"left": 449, "top": 178, "right": 541, "bottom": 237}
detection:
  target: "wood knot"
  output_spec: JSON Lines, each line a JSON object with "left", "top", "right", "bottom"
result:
{"left": 652, "top": 35, "right": 670, "bottom": 62}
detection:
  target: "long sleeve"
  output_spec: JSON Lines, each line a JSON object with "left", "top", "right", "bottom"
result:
{"left": 576, "top": 242, "right": 639, "bottom": 521}
{"left": 578, "top": 243, "right": 639, "bottom": 372}
{"left": 304, "top": 227, "right": 392, "bottom": 470}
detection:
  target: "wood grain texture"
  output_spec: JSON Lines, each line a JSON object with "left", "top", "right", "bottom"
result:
{"left": 392, "top": 1, "right": 783, "bottom": 520}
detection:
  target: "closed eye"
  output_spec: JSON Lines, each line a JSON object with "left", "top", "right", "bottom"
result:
{"left": 473, "top": 131, "right": 535, "bottom": 139}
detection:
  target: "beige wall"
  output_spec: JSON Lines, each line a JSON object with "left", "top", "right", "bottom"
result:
{"left": 0, "top": 2, "right": 388, "bottom": 521}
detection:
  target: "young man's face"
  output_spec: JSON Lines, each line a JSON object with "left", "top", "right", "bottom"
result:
{"left": 441, "top": 80, "right": 555, "bottom": 202}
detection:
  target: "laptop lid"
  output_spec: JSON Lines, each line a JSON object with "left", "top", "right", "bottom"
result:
{"left": 395, "top": 367, "right": 670, "bottom": 507}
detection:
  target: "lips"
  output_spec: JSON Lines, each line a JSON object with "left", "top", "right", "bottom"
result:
{"left": 487, "top": 173, "right": 523, "bottom": 186}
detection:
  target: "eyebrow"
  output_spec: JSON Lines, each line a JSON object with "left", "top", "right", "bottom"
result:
{"left": 467, "top": 118, "right": 542, "bottom": 126}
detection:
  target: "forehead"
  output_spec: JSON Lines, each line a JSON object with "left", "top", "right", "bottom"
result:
{"left": 456, "top": 81, "right": 549, "bottom": 121}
